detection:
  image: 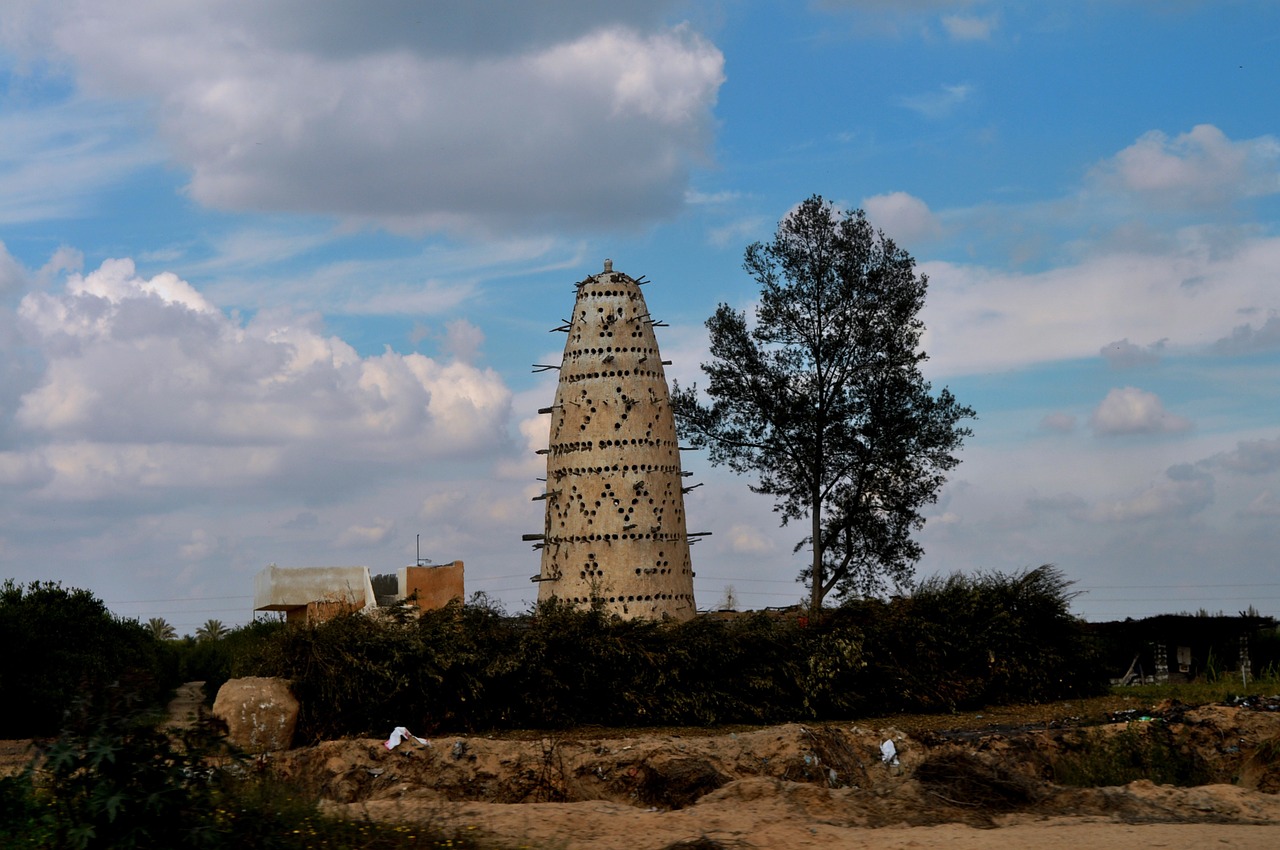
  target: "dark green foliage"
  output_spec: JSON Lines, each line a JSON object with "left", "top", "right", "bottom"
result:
{"left": 370, "top": 573, "right": 398, "bottom": 598}
{"left": 0, "top": 568, "right": 1106, "bottom": 741}
{"left": 850, "top": 566, "right": 1106, "bottom": 712}
{"left": 1046, "top": 723, "right": 1213, "bottom": 788}
{"left": 178, "top": 618, "right": 288, "bottom": 701}
{"left": 0, "top": 580, "right": 169, "bottom": 737}
{"left": 672, "top": 195, "right": 975, "bottom": 610}
{"left": 246, "top": 565, "right": 1105, "bottom": 738}
{"left": 1085, "top": 612, "right": 1279, "bottom": 683}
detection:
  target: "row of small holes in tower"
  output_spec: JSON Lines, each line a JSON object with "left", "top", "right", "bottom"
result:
{"left": 580, "top": 552, "right": 674, "bottom": 572}
{"left": 580, "top": 288, "right": 638, "bottom": 299}
{"left": 571, "top": 328, "right": 656, "bottom": 343}
{"left": 567, "top": 594, "right": 692, "bottom": 604}
{"left": 574, "top": 567, "right": 679, "bottom": 580}
{"left": 546, "top": 532, "right": 689, "bottom": 542}
{"left": 564, "top": 345, "right": 657, "bottom": 358}
{"left": 563, "top": 368, "right": 665, "bottom": 383}
{"left": 547, "top": 437, "right": 678, "bottom": 455}
{"left": 553, "top": 464, "right": 683, "bottom": 475}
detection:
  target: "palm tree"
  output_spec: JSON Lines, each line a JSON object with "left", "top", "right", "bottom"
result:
{"left": 147, "top": 617, "right": 177, "bottom": 640}
{"left": 196, "top": 619, "right": 228, "bottom": 642}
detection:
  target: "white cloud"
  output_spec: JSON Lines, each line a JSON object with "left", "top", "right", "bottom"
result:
{"left": 900, "top": 83, "right": 973, "bottom": 119}
{"left": 10, "top": 257, "right": 514, "bottom": 501}
{"left": 0, "top": 97, "right": 159, "bottom": 224}
{"left": 1090, "top": 387, "right": 1191, "bottom": 436}
{"left": 919, "top": 226, "right": 1280, "bottom": 377}
{"left": 1100, "top": 338, "right": 1164, "bottom": 369}
{"left": 862, "top": 191, "right": 942, "bottom": 244}
{"left": 1212, "top": 314, "right": 1280, "bottom": 355}
{"left": 1088, "top": 464, "right": 1214, "bottom": 522}
{"left": 707, "top": 216, "right": 770, "bottom": 249}
{"left": 941, "top": 14, "right": 997, "bottom": 41}
{"left": 1092, "top": 124, "right": 1280, "bottom": 208}
{"left": 336, "top": 518, "right": 394, "bottom": 548}
{"left": 725, "top": 523, "right": 776, "bottom": 555}
{"left": 1209, "top": 437, "right": 1280, "bottom": 475}
{"left": 1038, "top": 412, "right": 1076, "bottom": 433}
{"left": 7, "top": 2, "right": 725, "bottom": 234}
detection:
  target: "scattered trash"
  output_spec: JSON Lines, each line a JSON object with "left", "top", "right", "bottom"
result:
{"left": 452, "top": 740, "right": 469, "bottom": 760}
{"left": 383, "top": 726, "right": 430, "bottom": 751}
{"left": 880, "top": 740, "right": 899, "bottom": 767}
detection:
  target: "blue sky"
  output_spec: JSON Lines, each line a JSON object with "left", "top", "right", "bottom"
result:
{"left": 2, "top": 1, "right": 1279, "bottom": 634}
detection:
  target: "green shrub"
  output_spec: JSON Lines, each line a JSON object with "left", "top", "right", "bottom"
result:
{"left": 0, "top": 580, "right": 169, "bottom": 737}
{"left": 1046, "top": 722, "right": 1212, "bottom": 788}
{"left": 245, "top": 566, "right": 1109, "bottom": 737}
{"left": 4, "top": 688, "right": 491, "bottom": 849}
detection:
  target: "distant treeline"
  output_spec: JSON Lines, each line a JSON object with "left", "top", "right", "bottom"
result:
{"left": 5, "top": 566, "right": 1274, "bottom": 741}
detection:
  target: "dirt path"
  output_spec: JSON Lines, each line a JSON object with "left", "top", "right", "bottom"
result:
{"left": 165, "top": 680, "right": 206, "bottom": 729}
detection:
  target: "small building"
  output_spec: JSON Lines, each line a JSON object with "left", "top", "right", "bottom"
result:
{"left": 398, "top": 560, "right": 465, "bottom": 612}
{"left": 253, "top": 564, "right": 377, "bottom": 625}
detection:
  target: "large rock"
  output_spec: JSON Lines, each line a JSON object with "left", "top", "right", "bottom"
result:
{"left": 212, "top": 677, "right": 299, "bottom": 753}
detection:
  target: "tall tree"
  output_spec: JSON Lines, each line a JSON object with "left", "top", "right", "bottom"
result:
{"left": 195, "top": 618, "right": 228, "bottom": 642}
{"left": 672, "top": 195, "right": 975, "bottom": 611}
{"left": 147, "top": 617, "right": 177, "bottom": 640}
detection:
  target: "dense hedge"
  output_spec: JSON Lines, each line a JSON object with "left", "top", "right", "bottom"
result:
{"left": 0, "top": 566, "right": 1109, "bottom": 740}
{"left": 0, "top": 580, "right": 175, "bottom": 737}
{"left": 253, "top": 566, "right": 1108, "bottom": 740}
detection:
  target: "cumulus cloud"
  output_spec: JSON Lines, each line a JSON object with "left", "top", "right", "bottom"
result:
{"left": 1088, "top": 463, "right": 1214, "bottom": 522}
{"left": 1090, "top": 387, "right": 1191, "bottom": 436}
{"left": 5, "top": 1, "right": 725, "bottom": 233}
{"left": 1092, "top": 124, "right": 1280, "bottom": 208}
{"left": 862, "top": 191, "right": 942, "bottom": 245}
{"left": 10, "top": 258, "right": 513, "bottom": 501}
{"left": 1208, "top": 437, "right": 1280, "bottom": 475}
{"left": 1212, "top": 314, "right": 1280, "bottom": 355}
{"left": 1100, "top": 338, "right": 1164, "bottom": 369}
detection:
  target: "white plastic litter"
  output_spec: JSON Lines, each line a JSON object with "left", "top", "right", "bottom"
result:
{"left": 880, "top": 739, "right": 899, "bottom": 766}
{"left": 384, "top": 726, "right": 430, "bottom": 750}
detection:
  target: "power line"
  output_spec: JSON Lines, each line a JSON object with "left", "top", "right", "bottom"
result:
{"left": 105, "top": 595, "right": 253, "bottom": 604}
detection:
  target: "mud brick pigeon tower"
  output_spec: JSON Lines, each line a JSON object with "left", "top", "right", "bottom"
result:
{"left": 526, "top": 261, "right": 700, "bottom": 620}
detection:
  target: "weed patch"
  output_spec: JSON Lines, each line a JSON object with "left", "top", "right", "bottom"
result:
{"left": 1045, "top": 723, "right": 1212, "bottom": 788}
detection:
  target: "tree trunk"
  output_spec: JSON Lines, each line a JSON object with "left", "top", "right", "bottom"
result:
{"left": 810, "top": 486, "right": 824, "bottom": 613}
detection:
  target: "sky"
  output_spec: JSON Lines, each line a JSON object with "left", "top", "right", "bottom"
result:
{"left": 2, "top": 0, "right": 1279, "bottom": 635}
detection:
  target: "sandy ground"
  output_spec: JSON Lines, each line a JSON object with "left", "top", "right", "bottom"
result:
{"left": 273, "top": 699, "right": 1280, "bottom": 849}
{"left": 6, "top": 690, "right": 1279, "bottom": 849}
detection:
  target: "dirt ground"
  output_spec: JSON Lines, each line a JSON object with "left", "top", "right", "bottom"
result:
{"left": 263, "top": 694, "right": 1280, "bottom": 849}
{"left": 6, "top": 691, "right": 1280, "bottom": 848}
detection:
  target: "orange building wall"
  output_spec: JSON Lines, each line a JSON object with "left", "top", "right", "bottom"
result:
{"left": 399, "top": 561, "right": 465, "bottom": 611}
